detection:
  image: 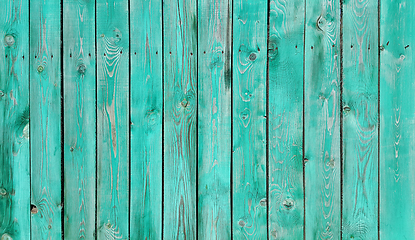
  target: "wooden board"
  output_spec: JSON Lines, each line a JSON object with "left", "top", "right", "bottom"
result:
{"left": 96, "top": 0, "right": 129, "bottom": 239}
{"left": 63, "top": 0, "right": 96, "bottom": 239}
{"left": 268, "top": 0, "right": 305, "bottom": 239}
{"left": 197, "top": 0, "right": 232, "bottom": 238}
{"left": 0, "top": 0, "right": 30, "bottom": 239}
{"left": 129, "top": 0, "right": 163, "bottom": 238}
{"left": 30, "top": 0, "right": 62, "bottom": 238}
{"left": 342, "top": 0, "right": 379, "bottom": 239}
{"left": 304, "top": 0, "right": 341, "bottom": 239}
{"left": 232, "top": 0, "right": 268, "bottom": 238}
{"left": 379, "top": 0, "right": 415, "bottom": 238}
{"left": 163, "top": 0, "right": 197, "bottom": 238}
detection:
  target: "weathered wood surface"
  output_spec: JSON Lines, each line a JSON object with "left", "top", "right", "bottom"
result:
{"left": 96, "top": 0, "right": 130, "bottom": 239}
{"left": 130, "top": 0, "right": 163, "bottom": 238}
{"left": 268, "top": 0, "right": 305, "bottom": 239}
{"left": 0, "top": 0, "right": 30, "bottom": 239}
{"left": 380, "top": 0, "right": 415, "bottom": 239}
{"left": 63, "top": 0, "right": 96, "bottom": 239}
{"left": 197, "top": 0, "right": 232, "bottom": 238}
{"left": 30, "top": 0, "right": 62, "bottom": 239}
{"left": 304, "top": 0, "right": 341, "bottom": 239}
{"left": 163, "top": 0, "right": 197, "bottom": 238}
{"left": 342, "top": 0, "right": 379, "bottom": 239}
{"left": 232, "top": 0, "right": 268, "bottom": 239}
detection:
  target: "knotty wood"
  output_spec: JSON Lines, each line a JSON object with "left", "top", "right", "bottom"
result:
{"left": 30, "top": 0, "right": 62, "bottom": 238}
{"left": 380, "top": 0, "right": 415, "bottom": 238}
{"left": 0, "top": 0, "right": 30, "bottom": 239}
{"left": 268, "top": 0, "right": 305, "bottom": 239}
{"left": 163, "top": 0, "right": 197, "bottom": 238}
{"left": 342, "top": 0, "right": 379, "bottom": 238}
{"left": 63, "top": 0, "right": 96, "bottom": 239}
{"left": 232, "top": 0, "right": 268, "bottom": 238}
{"left": 197, "top": 0, "right": 232, "bottom": 238}
{"left": 304, "top": 0, "right": 341, "bottom": 238}
{"left": 96, "top": 0, "right": 130, "bottom": 239}
{"left": 130, "top": 0, "right": 162, "bottom": 238}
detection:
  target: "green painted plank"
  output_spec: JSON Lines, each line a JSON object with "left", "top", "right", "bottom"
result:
{"left": 197, "top": 0, "right": 232, "bottom": 238}
{"left": 30, "top": 0, "right": 62, "bottom": 238}
{"left": 380, "top": 1, "right": 415, "bottom": 239}
{"left": 0, "top": 0, "right": 30, "bottom": 239}
{"left": 163, "top": 0, "right": 197, "bottom": 237}
{"left": 96, "top": 0, "right": 129, "bottom": 239}
{"left": 129, "top": 0, "right": 162, "bottom": 238}
{"left": 342, "top": 0, "right": 378, "bottom": 239}
{"left": 268, "top": 0, "right": 305, "bottom": 239}
{"left": 63, "top": 0, "right": 96, "bottom": 239}
{"left": 304, "top": 0, "right": 341, "bottom": 239}
{"left": 232, "top": 0, "right": 267, "bottom": 238}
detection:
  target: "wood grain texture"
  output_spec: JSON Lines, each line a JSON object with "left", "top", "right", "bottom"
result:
{"left": 163, "top": 0, "right": 197, "bottom": 238}
{"left": 197, "top": 0, "right": 232, "bottom": 238}
{"left": 63, "top": 0, "right": 96, "bottom": 239}
{"left": 30, "top": 0, "right": 62, "bottom": 238}
{"left": 232, "top": 0, "right": 267, "bottom": 238}
{"left": 267, "top": 1, "right": 305, "bottom": 239}
{"left": 342, "top": 0, "right": 378, "bottom": 238}
{"left": 96, "top": 0, "right": 129, "bottom": 239}
{"left": 129, "top": 0, "right": 162, "bottom": 238}
{"left": 0, "top": 0, "right": 30, "bottom": 239}
{"left": 379, "top": 1, "right": 415, "bottom": 239}
{"left": 304, "top": 0, "right": 341, "bottom": 239}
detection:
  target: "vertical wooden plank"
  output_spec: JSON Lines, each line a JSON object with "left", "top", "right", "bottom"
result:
{"left": 30, "top": 0, "right": 62, "bottom": 238}
{"left": 163, "top": 0, "right": 197, "bottom": 237}
{"left": 63, "top": 0, "right": 96, "bottom": 239}
{"left": 197, "top": 0, "right": 232, "bottom": 238}
{"left": 268, "top": 0, "right": 304, "bottom": 239}
{"left": 232, "top": 0, "right": 267, "bottom": 238}
{"left": 380, "top": 1, "right": 415, "bottom": 238}
{"left": 96, "top": 0, "right": 129, "bottom": 239}
{"left": 304, "top": 0, "right": 341, "bottom": 239}
{"left": 129, "top": 0, "right": 162, "bottom": 238}
{"left": 0, "top": 0, "right": 30, "bottom": 239}
{"left": 342, "top": 0, "right": 378, "bottom": 238}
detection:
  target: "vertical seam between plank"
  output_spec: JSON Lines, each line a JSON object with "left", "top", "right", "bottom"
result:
{"left": 377, "top": 0, "right": 381, "bottom": 238}
{"left": 60, "top": 0, "right": 65, "bottom": 238}
{"left": 265, "top": 0, "right": 270, "bottom": 238}
{"left": 230, "top": 0, "right": 234, "bottom": 236}
{"left": 127, "top": 0, "right": 132, "bottom": 238}
{"left": 161, "top": 0, "right": 165, "bottom": 237}
{"left": 29, "top": 0, "right": 32, "bottom": 238}
{"left": 196, "top": 0, "right": 199, "bottom": 237}
{"left": 302, "top": 0, "right": 307, "bottom": 238}
{"left": 339, "top": 0, "right": 344, "bottom": 238}
{"left": 94, "top": 0, "right": 98, "bottom": 238}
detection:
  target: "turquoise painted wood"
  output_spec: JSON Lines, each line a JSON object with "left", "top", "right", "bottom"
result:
{"left": 268, "top": 0, "right": 305, "bottom": 239}
{"left": 232, "top": 0, "right": 267, "bottom": 239}
{"left": 3, "top": 1, "right": 415, "bottom": 239}
{"left": 30, "top": 0, "right": 62, "bottom": 238}
{"left": 304, "top": 0, "right": 341, "bottom": 239}
{"left": 380, "top": 0, "right": 415, "bottom": 239}
{"left": 342, "top": 0, "right": 379, "bottom": 239}
{"left": 130, "top": 0, "right": 162, "bottom": 238}
{"left": 197, "top": 0, "right": 232, "bottom": 238}
{"left": 63, "top": 0, "right": 96, "bottom": 239}
{"left": 0, "top": 0, "right": 30, "bottom": 239}
{"left": 163, "top": 0, "right": 197, "bottom": 237}
{"left": 96, "top": 0, "right": 130, "bottom": 239}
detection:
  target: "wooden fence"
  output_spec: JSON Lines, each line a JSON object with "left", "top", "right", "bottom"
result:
{"left": 0, "top": 0, "right": 413, "bottom": 239}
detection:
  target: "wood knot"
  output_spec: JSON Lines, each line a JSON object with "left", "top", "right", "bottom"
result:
{"left": 1, "top": 233, "right": 12, "bottom": 240}
{"left": 37, "top": 66, "right": 44, "bottom": 73}
{"left": 379, "top": 45, "right": 385, "bottom": 51}
{"left": 0, "top": 90, "right": 4, "bottom": 98}
{"left": 4, "top": 35, "right": 15, "bottom": 47}
{"left": 77, "top": 64, "right": 86, "bottom": 74}
{"left": 303, "top": 158, "right": 309, "bottom": 164}
{"left": 249, "top": 52, "right": 257, "bottom": 61}
{"left": 238, "top": 220, "right": 246, "bottom": 227}
{"left": 259, "top": 198, "right": 267, "bottom": 207}
{"left": 30, "top": 204, "right": 38, "bottom": 214}
{"left": 0, "top": 188, "right": 7, "bottom": 196}
{"left": 70, "top": 146, "right": 74, "bottom": 152}
{"left": 282, "top": 198, "right": 294, "bottom": 210}
{"left": 343, "top": 105, "right": 351, "bottom": 112}
{"left": 181, "top": 99, "right": 188, "bottom": 108}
